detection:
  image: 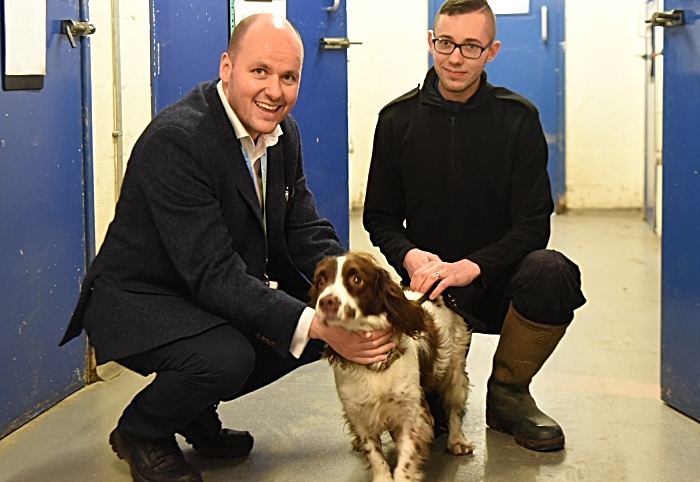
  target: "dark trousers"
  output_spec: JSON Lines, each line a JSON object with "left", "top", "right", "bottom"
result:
{"left": 446, "top": 249, "right": 586, "bottom": 333}
{"left": 116, "top": 324, "right": 325, "bottom": 439}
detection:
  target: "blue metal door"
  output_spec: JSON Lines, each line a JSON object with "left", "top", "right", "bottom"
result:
{"left": 286, "top": 1, "right": 349, "bottom": 246}
{"left": 151, "top": 0, "right": 229, "bottom": 114}
{"left": 0, "top": 1, "right": 90, "bottom": 437}
{"left": 151, "top": 0, "right": 350, "bottom": 246}
{"left": 659, "top": 1, "right": 700, "bottom": 422}
{"left": 429, "top": 0, "right": 566, "bottom": 210}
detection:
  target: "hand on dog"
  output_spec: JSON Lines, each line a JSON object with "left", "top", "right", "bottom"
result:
{"left": 410, "top": 257, "right": 482, "bottom": 300}
{"left": 309, "top": 317, "right": 395, "bottom": 365}
{"left": 403, "top": 248, "right": 442, "bottom": 278}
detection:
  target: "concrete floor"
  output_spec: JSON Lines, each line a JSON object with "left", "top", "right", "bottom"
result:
{"left": 1, "top": 210, "right": 699, "bottom": 482}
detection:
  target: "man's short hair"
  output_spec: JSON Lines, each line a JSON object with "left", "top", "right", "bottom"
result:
{"left": 227, "top": 14, "right": 303, "bottom": 58}
{"left": 436, "top": 0, "right": 497, "bottom": 37}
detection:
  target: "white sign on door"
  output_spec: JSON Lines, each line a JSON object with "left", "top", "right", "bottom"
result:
{"left": 490, "top": 0, "right": 530, "bottom": 15}
{"left": 3, "top": 0, "right": 46, "bottom": 76}
{"left": 234, "top": 0, "right": 287, "bottom": 25}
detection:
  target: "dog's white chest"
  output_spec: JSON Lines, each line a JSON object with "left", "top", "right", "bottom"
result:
{"left": 333, "top": 346, "right": 422, "bottom": 410}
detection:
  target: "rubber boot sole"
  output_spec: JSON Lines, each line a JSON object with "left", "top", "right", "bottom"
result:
{"left": 486, "top": 408, "right": 565, "bottom": 452}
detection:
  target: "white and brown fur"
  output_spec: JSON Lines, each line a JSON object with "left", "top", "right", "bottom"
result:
{"left": 310, "top": 252, "right": 474, "bottom": 482}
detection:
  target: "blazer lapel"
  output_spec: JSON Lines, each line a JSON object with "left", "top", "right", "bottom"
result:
{"left": 206, "top": 82, "right": 265, "bottom": 234}
{"left": 231, "top": 148, "right": 265, "bottom": 231}
{"left": 265, "top": 142, "right": 286, "bottom": 244}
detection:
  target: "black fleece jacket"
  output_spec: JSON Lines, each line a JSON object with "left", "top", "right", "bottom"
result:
{"left": 363, "top": 68, "right": 553, "bottom": 288}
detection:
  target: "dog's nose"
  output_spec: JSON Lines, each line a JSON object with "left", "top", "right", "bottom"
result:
{"left": 318, "top": 295, "right": 341, "bottom": 317}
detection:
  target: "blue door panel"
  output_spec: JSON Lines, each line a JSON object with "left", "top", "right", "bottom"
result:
{"left": 151, "top": 0, "right": 230, "bottom": 114}
{"left": 660, "top": 0, "right": 700, "bottom": 422}
{"left": 429, "top": 0, "right": 566, "bottom": 209}
{"left": 287, "top": 1, "right": 349, "bottom": 246}
{"left": 0, "top": 1, "right": 87, "bottom": 437}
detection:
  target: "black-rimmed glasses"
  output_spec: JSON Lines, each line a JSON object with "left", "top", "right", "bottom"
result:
{"left": 431, "top": 36, "right": 493, "bottom": 60}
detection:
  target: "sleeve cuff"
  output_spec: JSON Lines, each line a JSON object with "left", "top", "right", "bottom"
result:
{"left": 289, "top": 307, "right": 315, "bottom": 359}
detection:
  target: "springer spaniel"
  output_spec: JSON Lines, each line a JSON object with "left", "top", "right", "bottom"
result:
{"left": 311, "top": 252, "right": 474, "bottom": 482}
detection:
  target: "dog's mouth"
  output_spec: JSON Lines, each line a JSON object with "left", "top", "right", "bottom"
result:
{"left": 317, "top": 305, "right": 357, "bottom": 325}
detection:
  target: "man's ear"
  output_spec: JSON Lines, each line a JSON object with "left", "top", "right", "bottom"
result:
{"left": 485, "top": 40, "right": 501, "bottom": 63}
{"left": 219, "top": 52, "right": 232, "bottom": 80}
{"left": 427, "top": 29, "right": 436, "bottom": 53}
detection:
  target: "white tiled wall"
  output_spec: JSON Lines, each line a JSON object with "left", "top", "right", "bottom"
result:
{"left": 564, "top": 0, "right": 647, "bottom": 208}
{"left": 89, "top": 0, "right": 151, "bottom": 248}
{"left": 347, "top": 0, "right": 429, "bottom": 210}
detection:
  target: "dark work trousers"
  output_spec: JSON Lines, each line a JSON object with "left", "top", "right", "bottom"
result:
{"left": 116, "top": 324, "right": 325, "bottom": 439}
{"left": 429, "top": 249, "right": 585, "bottom": 429}
{"left": 444, "top": 249, "right": 586, "bottom": 334}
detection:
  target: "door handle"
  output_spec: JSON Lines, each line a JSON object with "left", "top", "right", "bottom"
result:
{"left": 319, "top": 38, "right": 362, "bottom": 50}
{"left": 326, "top": 0, "right": 341, "bottom": 12}
{"left": 541, "top": 6, "right": 548, "bottom": 43}
{"left": 646, "top": 10, "right": 685, "bottom": 28}
{"left": 62, "top": 20, "right": 96, "bottom": 48}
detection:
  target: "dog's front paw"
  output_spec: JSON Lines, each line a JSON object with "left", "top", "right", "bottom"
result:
{"left": 372, "top": 474, "right": 395, "bottom": 482}
{"left": 351, "top": 436, "right": 366, "bottom": 453}
{"left": 447, "top": 438, "right": 475, "bottom": 456}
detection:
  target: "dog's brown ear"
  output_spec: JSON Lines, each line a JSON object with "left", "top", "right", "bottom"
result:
{"left": 376, "top": 268, "right": 425, "bottom": 337}
{"left": 308, "top": 269, "right": 321, "bottom": 307}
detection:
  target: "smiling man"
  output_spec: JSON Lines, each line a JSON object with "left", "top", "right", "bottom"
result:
{"left": 59, "top": 13, "right": 394, "bottom": 482}
{"left": 364, "top": 0, "right": 586, "bottom": 453}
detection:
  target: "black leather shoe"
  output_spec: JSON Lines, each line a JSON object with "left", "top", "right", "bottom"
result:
{"left": 178, "top": 405, "right": 254, "bottom": 459}
{"left": 109, "top": 427, "right": 202, "bottom": 482}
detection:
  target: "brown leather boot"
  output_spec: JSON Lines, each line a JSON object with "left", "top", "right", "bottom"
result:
{"left": 486, "top": 303, "right": 569, "bottom": 452}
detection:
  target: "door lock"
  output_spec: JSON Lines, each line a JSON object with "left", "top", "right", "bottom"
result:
{"left": 319, "top": 38, "right": 362, "bottom": 50}
{"left": 62, "top": 20, "right": 96, "bottom": 48}
{"left": 646, "top": 10, "right": 685, "bottom": 28}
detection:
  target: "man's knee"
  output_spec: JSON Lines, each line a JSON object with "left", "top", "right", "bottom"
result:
{"left": 178, "top": 329, "right": 256, "bottom": 400}
{"left": 511, "top": 249, "right": 586, "bottom": 325}
{"left": 516, "top": 249, "right": 581, "bottom": 290}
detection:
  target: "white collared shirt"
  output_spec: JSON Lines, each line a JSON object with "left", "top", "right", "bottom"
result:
{"left": 216, "top": 80, "right": 315, "bottom": 359}
{"left": 217, "top": 80, "right": 282, "bottom": 161}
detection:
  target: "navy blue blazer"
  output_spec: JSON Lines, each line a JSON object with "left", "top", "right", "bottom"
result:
{"left": 60, "top": 80, "right": 344, "bottom": 363}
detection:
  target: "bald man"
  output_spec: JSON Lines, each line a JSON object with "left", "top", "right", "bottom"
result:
{"left": 60, "top": 14, "right": 394, "bottom": 482}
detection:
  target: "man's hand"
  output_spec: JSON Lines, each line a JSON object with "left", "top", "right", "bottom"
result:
{"left": 410, "top": 258, "right": 481, "bottom": 299}
{"left": 309, "top": 316, "right": 395, "bottom": 365}
{"left": 403, "top": 248, "right": 442, "bottom": 278}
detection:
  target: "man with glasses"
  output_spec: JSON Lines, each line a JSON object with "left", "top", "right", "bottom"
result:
{"left": 363, "top": 0, "right": 585, "bottom": 452}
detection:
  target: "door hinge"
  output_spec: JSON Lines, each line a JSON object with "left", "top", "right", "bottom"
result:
{"left": 62, "top": 20, "right": 96, "bottom": 48}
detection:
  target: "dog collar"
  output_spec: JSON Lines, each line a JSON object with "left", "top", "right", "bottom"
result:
{"left": 367, "top": 345, "right": 404, "bottom": 372}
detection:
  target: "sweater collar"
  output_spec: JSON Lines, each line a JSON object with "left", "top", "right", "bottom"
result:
{"left": 420, "top": 67, "right": 490, "bottom": 111}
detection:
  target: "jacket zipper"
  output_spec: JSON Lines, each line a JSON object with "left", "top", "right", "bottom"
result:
{"left": 450, "top": 115, "right": 457, "bottom": 186}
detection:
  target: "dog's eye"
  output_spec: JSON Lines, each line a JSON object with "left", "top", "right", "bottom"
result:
{"left": 350, "top": 276, "right": 363, "bottom": 287}
{"left": 316, "top": 277, "right": 326, "bottom": 288}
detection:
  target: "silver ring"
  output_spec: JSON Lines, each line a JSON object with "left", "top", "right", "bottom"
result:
{"left": 435, "top": 272, "right": 442, "bottom": 280}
